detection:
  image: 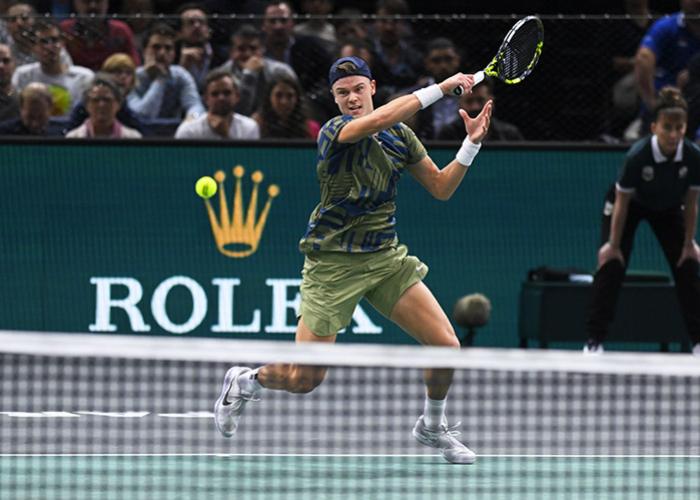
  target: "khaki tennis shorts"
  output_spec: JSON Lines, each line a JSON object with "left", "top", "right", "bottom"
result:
{"left": 299, "top": 244, "right": 429, "bottom": 336}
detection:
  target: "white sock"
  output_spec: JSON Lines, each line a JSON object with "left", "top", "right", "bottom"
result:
{"left": 423, "top": 396, "right": 446, "bottom": 430}
{"left": 237, "top": 367, "right": 263, "bottom": 395}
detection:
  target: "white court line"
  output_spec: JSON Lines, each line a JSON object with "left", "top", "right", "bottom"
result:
{"left": 1, "top": 453, "right": 699, "bottom": 458}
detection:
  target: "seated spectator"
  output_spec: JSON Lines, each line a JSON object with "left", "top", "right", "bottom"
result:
{"left": 12, "top": 19, "right": 93, "bottom": 116}
{"left": 175, "top": 69, "right": 259, "bottom": 140}
{"left": 371, "top": 0, "right": 423, "bottom": 93}
{"left": 0, "top": 42, "right": 19, "bottom": 122}
{"left": 0, "top": 82, "right": 63, "bottom": 135}
{"left": 120, "top": 0, "right": 154, "bottom": 48}
{"left": 66, "top": 52, "right": 147, "bottom": 134}
{"left": 66, "top": 73, "right": 141, "bottom": 138}
{"left": 294, "top": 0, "right": 337, "bottom": 46}
{"left": 253, "top": 74, "right": 319, "bottom": 139}
{"left": 1, "top": 2, "right": 73, "bottom": 66}
{"left": 130, "top": 23, "right": 204, "bottom": 121}
{"left": 334, "top": 7, "right": 368, "bottom": 43}
{"left": 215, "top": 24, "right": 297, "bottom": 117}
{"left": 438, "top": 78, "right": 523, "bottom": 142}
{"left": 177, "top": 3, "right": 225, "bottom": 92}
{"left": 401, "top": 37, "right": 462, "bottom": 140}
{"left": 261, "top": 1, "right": 332, "bottom": 95}
{"left": 60, "top": 0, "right": 140, "bottom": 71}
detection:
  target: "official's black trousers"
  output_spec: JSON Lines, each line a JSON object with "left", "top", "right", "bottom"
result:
{"left": 586, "top": 187, "right": 700, "bottom": 346}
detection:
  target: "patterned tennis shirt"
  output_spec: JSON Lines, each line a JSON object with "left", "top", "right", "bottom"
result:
{"left": 299, "top": 115, "right": 427, "bottom": 254}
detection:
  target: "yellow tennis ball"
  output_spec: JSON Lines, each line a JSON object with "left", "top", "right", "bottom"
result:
{"left": 195, "top": 176, "right": 217, "bottom": 199}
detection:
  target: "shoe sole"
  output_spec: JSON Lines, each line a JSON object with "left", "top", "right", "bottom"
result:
{"left": 214, "top": 367, "right": 245, "bottom": 438}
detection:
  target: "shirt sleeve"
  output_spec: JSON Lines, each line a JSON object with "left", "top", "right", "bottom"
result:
{"left": 317, "top": 115, "right": 353, "bottom": 160}
{"left": 399, "top": 123, "right": 427, "bottom": 164}
{"left": 177, "top": 67, "right": 205, "bottom": 119}
{"left": 639, "top": 16, "right": 673, "bottom": 57}
{"left": 616, "top": 154, "right": 639, "bottom": 192}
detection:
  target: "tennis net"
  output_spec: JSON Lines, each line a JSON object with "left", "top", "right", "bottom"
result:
{"left": 1, "top": 330, "right": 699, "bottom": 499}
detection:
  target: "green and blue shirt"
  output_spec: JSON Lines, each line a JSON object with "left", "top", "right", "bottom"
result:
{"left": 299, "top": 115, "right": 427, "bottom": 254}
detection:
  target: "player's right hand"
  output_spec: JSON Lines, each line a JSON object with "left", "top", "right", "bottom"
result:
{"left": 438, "top": 73, "right": 474, "bottom": 96}
{"left": 597, "top": 242, "right": 625, "bottom": 268}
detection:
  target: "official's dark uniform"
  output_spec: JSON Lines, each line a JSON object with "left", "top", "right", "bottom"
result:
{"left": 586, "top": 135, "right": 700, "bottom": 347}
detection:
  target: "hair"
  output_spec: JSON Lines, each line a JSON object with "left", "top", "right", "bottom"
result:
{"left": 653, "top": 86, "right": 688, "bottom": 121}
{"left": 83, "top": 73, "right": 123, "bottom": 103}
{"left": 375, "top": 0, "right": 410, "bottom": 15}
{"left": 177, "top": 2, "right": 208, "bottom": 16}
{"left": 232, "top": 24, "right": 262, "bottom": 43}
{"left": 19, "top": 82, "right": 52, "bottom": 107}
{"left": 143, "top": 22, "right": 177, "bottom": 48}
{"left": 258, "top": 74, "right": 309, "bottom": 138}
{"left": 265, "top": 1, "right": 294, "bottom": 13}
{"left": 333, "top": 61, "right": 360, "bottom": 82}
{"left": 101, "top": 53, "right": 136, "bottom": 73}
{"left": 7, "top": 1, "right": 36, "bottom": 11}
{"left": 204, "top": 68, "right": 239, "bottom": 93}
{"left": 425, "top": 37, "right": 456, "bottom": 53}
{"left": 32, "top": 18, "right": 60, "bottom": 35}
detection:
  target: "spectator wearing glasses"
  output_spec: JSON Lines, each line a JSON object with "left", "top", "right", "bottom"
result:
{"left": 12, "top": 19, "right": 93, "bottom": 116}
{"left": 60, "top": 0, "right": 140, "bottom": 71}
{"left": 66, "top": 73, "right": 141, "bottom": 138}
{"left": 177, "top": 3, "right": 225, "bottom": 92}
{"left": 0, "top": 2, "right": 73, "bottom": 66}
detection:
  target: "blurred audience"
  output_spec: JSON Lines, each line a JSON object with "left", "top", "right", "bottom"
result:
{"left": 130, "top": 23, "right": 204, "bottom": 120}
{"left": 261, "top": 1, "right": 333, "bottom": 95}
{"left": 1, "top": 2, "right": 72, "bottom": 66}
{"left": 120, "top": 0, "right": 155, "bottom": 48}
{"left": 635, "top": 0, "right": 700, "bottom": 132}
{"left": 12, "top": 19, "right": 93, "bottom": 116}
{"left": 174, "top": 69, "right": 259, "bottom": 139}
{"left": 294, "top": 0, "right": 337, "bottom": 46}
{"left": 253, "top": 73, "right": 320, "bottom": 139}
{"left": 334, "top": 7, "right": 368, "bottom": 43}
{"left": 0, "top": 81, "right": 63, "bottom": 135}
{"left": 177, "top": 3, "right": 225, "bottom": 91}
{"left": 215, "top": 23, "right": 297, "bottom": 117}
{"left": 401, "top": 37, "right": 461, "bottom": 140}
{"left": 60, "top": 0, "right": 140, "bottom": 71}
{"left": 66, "top": 73, "right": 142, "bottom": 138}
{"left": 0, "top": 42, "right": 19, "bottom": 121}
{"left": 66, "top": 52, "right": 146, "bottom": 135}
{"left": 438, "top": 78, "right": 524, "bottom": 142}
{"left": 371, "top": 0, "right": 422, "bottom": 93}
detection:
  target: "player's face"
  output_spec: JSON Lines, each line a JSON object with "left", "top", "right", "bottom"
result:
{"left": 332, "top": 76, "right": 376, "bottom": 118}
{"left": 651, "top": 111, "right": 687, "bottom": 157}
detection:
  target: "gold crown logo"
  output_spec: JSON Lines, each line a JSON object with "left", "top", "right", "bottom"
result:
{"left": 201, "top": 165, "right": 280, "bottom": 258}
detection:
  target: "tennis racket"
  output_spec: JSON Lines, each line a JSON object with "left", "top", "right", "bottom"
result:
{"left": 454, "top": 15, "right": 544, "bottom": 95}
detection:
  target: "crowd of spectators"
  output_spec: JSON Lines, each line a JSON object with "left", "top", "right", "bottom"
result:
{"left": 0, "top": 0, "right": 699, "bottom": 142}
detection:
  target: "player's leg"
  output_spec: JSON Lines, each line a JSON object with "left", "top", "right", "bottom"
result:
{"left": 257, "top": 318, "right": 336, "bottom": 393}
{"left": 648, "top": 208, "right": 700, "bottom": 352}
{"left": 584, "top": 187, "right": 640, "bottom": 353}
{"left": 388, "top": 280, "right": 475, "bottom": 464}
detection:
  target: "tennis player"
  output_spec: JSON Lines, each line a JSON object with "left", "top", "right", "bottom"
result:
{"left": 585, "top": 86, "right": 700, "bottom": 356}
{"left": 215, "top": 56, "right": 492, "bottom": 464}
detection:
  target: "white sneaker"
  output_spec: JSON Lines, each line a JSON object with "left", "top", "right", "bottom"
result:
{"left": 214, "top": 366, "right": 260, "bottom": 438}
{"left": 692, "top": 344, "right": 700, "bottom": 357}
{"left": 412, "top": 415, "right": 476, "bottom": 464}
{"left": 583, "top": 341, "right": 604, "bottom": 356}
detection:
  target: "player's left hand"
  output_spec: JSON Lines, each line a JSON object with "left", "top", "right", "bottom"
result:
{"left": 460, "top": 100, "right": 493, "bottom": 144}
{"left": 676, "top": 241, "right": 700, "bottom": 267}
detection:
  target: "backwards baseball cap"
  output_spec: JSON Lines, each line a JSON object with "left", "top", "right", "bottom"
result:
{"left": 328, "top": 56, "right": 373, "bottom": 86}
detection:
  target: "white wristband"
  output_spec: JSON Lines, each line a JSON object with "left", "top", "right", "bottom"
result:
{"left": 412, "top": 84, "right": 443, "bottom": 109}
{"left": 455, "top": 137, "right": 481, "bottom": 167}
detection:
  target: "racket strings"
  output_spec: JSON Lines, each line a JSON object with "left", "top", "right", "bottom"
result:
{"left": 499, "top": 22, "right": 541, "bottom": 79}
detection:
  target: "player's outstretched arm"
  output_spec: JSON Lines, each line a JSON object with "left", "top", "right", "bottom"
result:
{"left": 408, "top": 100, "right": 492, "bottom": 201}
{"left": 338, "top": 73, "right": 475, "bottom": 143}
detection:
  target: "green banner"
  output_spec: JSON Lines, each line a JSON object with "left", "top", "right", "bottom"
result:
{"left": 0, "top": 143, "right": 676, "bottom": 346}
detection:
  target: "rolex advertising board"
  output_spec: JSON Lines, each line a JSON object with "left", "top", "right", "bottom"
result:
{"left": 2, "top": 143, "right": 657, "bottom": 347}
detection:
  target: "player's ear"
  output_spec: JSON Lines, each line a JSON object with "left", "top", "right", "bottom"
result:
{"left": 370, "top": 79, "right": 376, "bottom": 96}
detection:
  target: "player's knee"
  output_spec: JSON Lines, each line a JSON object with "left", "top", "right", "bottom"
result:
{"left": 428, "top": 323, "right": 460, "bottom": 349}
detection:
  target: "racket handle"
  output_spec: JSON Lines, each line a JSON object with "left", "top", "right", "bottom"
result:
{"left": 452, "top": 71, "right": 485, "bottom": 96}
